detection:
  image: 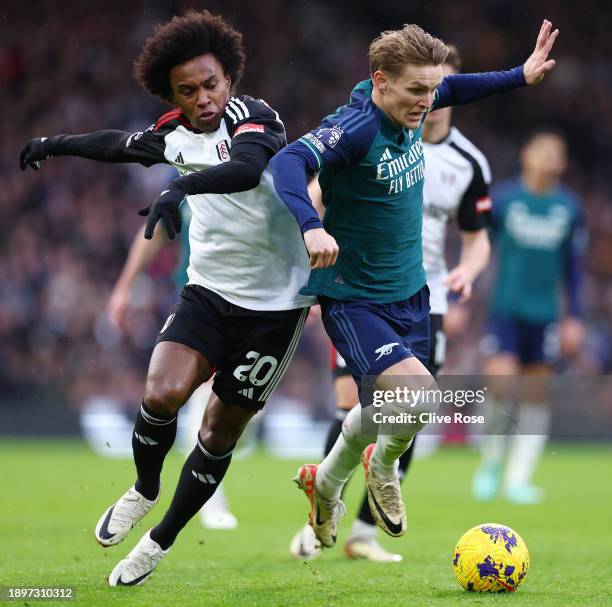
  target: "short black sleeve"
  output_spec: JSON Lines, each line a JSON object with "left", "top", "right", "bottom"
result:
{"left": 450, "top": 142, "right": 492, "bottom": 231}
{"left": 223, "top": 96, "right": 286, "bottom": 154}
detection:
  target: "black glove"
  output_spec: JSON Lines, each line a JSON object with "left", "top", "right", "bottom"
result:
{"left": 138, "top": 186, "right": 185, "bottom": 240}
{"left": 20, "top": 137, "right": 57, "bottom": 171}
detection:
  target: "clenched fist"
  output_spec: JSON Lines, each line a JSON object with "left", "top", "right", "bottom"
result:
{"left": 304, "top": 228, "right": 339, "bottom": 269}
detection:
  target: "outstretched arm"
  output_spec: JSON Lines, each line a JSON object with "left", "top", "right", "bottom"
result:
{"left": 434, "top": 19, "right": 559, "bottom": 109}
{"left": 20, "top": 128, "right": 168, "bottom": 170}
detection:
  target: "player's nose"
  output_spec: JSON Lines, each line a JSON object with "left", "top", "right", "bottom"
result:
{"left": 421, "top": 91, "right": 435, "bottom": 108}
{"left": 196, "top": 88, "right": 211, "bottom": 107}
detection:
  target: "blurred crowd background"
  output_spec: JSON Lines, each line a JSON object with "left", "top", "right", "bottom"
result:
{"left": 1, "top": 0, "right": 611, "bottom": 434}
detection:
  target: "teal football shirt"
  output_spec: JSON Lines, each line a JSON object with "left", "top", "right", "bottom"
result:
{"left": 490, "top": 178, "right": 585, "bottom": 323}
{"left": 299, "top": 80, "right": 428, "bottom": 303}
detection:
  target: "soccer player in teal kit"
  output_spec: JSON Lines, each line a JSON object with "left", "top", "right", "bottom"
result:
{"left": 271, "top": 21, "right": 559, "bottom": 546}
{"left": 473, "top": 128, "right": 585, "bottom": 505}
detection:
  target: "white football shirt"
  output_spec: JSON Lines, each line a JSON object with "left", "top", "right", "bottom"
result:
{"left": 422, "top": 127, "right": 492, "bottom": 314}
{"left": 124, "top": 96, "right": 315, "bottom": 311}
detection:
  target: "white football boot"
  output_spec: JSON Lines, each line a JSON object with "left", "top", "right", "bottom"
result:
{"left": 199, "top": 486, "right": 238, "bottom": 530}
{"left": 108, "top": 530, "right": 169, "bottom": 586}
{"left": 504, "top": 483, "right": 545, "bottom": 505}
{"left": 294, "top": 464, "right": 346, "bottom": 548}
{"left": 289, "top": 523, "right": 322, "bottom": 560}
{"left": 95, "top": 486, "right": 159, "bottom": 547}
{"left": 361, "top": 444, "right": 406, "bottom": 538}
{"left": 344, "top": 537, "right": 403, "bottom": 562}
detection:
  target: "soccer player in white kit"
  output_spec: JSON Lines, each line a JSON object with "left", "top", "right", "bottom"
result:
{"left": 290, "top": 45, "right": 492, "bottom": 562}
{"left": 20, "top": 10, "right": 314, "bottom": 586}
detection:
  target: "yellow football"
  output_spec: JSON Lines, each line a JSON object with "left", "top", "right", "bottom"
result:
{"left": 452, "top": 523, "right": 529, "bottom": 592}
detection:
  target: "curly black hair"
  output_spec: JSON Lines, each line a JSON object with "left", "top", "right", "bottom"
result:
{"left": 134, "top": 10, "right": 246, "bottom": 103}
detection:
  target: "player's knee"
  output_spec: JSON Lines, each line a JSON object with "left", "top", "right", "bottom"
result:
{"left": 336, "top": 399, "right": 356, "bottom": 412}
{"left": 484, "top": 354, "right": 518, "bottom": 376}
{"left": 484, "top": 355, "right": 519, "bottom": 398}
{"left": 143, "top": 381, "right": 190, "bottom": 417}
{"left": 199, "top": 422, "right": 240, "bottom": 455}
{"left": 375, "top": 367, "right": 437, "bottom": 413}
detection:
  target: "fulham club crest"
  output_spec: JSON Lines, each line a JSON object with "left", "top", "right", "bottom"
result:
{"left": 216, "top": 140, "right": 230, "bottom": 162}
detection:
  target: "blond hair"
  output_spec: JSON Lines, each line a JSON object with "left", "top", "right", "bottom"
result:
{"left": 369, "top": 24, "right": 448, "bottom": 76}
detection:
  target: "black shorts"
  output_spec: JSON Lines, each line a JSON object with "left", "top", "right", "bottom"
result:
{"left": 330, "top": 313, "right": 445, "bottom": 378}
{"left": 156, "top": 285, "right": 309, "bottom": 411}
{"left": 427, "top": 313, "right": 445, "bottom": 377}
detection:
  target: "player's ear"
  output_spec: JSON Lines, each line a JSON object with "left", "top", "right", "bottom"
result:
{"left": 372, "top": 70, "right": 388, "bottom": 93}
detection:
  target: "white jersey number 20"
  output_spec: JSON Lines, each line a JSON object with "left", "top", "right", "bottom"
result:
{"left": 233, "top": 351, "right": 279, "bottom": 386}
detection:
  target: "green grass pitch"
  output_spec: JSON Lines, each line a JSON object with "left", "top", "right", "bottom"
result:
{"left": 0, "top": 440, "right": 610, "bottom": 606}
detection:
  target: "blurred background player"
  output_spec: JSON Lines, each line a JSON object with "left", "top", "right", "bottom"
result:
{"left": 107, "top": 212, "right": 239, "bottom": 530}
{"left": 290, "top": 45, "right": 492, "bottom": 561}
{"left": 473, "top": 127, "right": 585, "bottom": 505}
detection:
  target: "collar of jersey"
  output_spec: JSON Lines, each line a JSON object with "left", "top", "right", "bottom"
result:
{"left": 164, "top": 109, "right": 205, "bottom": 134}
{"left": 173, "top": 112, "right": 204, "bottom": 134}
{"left": 350, "top": 78, "right": 414, "bottom": 143}
{"left": 518, "top": 176, "right": 561, "bottom": 199}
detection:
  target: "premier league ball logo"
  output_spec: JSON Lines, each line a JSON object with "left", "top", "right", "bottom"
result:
{"left": 315, "top": 126, "right": 344, "bottom": 148}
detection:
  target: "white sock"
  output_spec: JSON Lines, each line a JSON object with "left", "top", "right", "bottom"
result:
{"left": 370, "top": 397, "right": 422, "bottom": 477}
{"left": 371, "top": 435, "right": 412, "bottom": 476}
{"left": 479, "top": 398, "right": 514, "bottom": 467}
{"left": 504, "top": 402, "right": 551, "bottom": 488}
{"left": 349, "top": 518, "right": 377, "bottom": 541}
{"left": 316, "top": 405, "right": 374, "bottom": 500}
